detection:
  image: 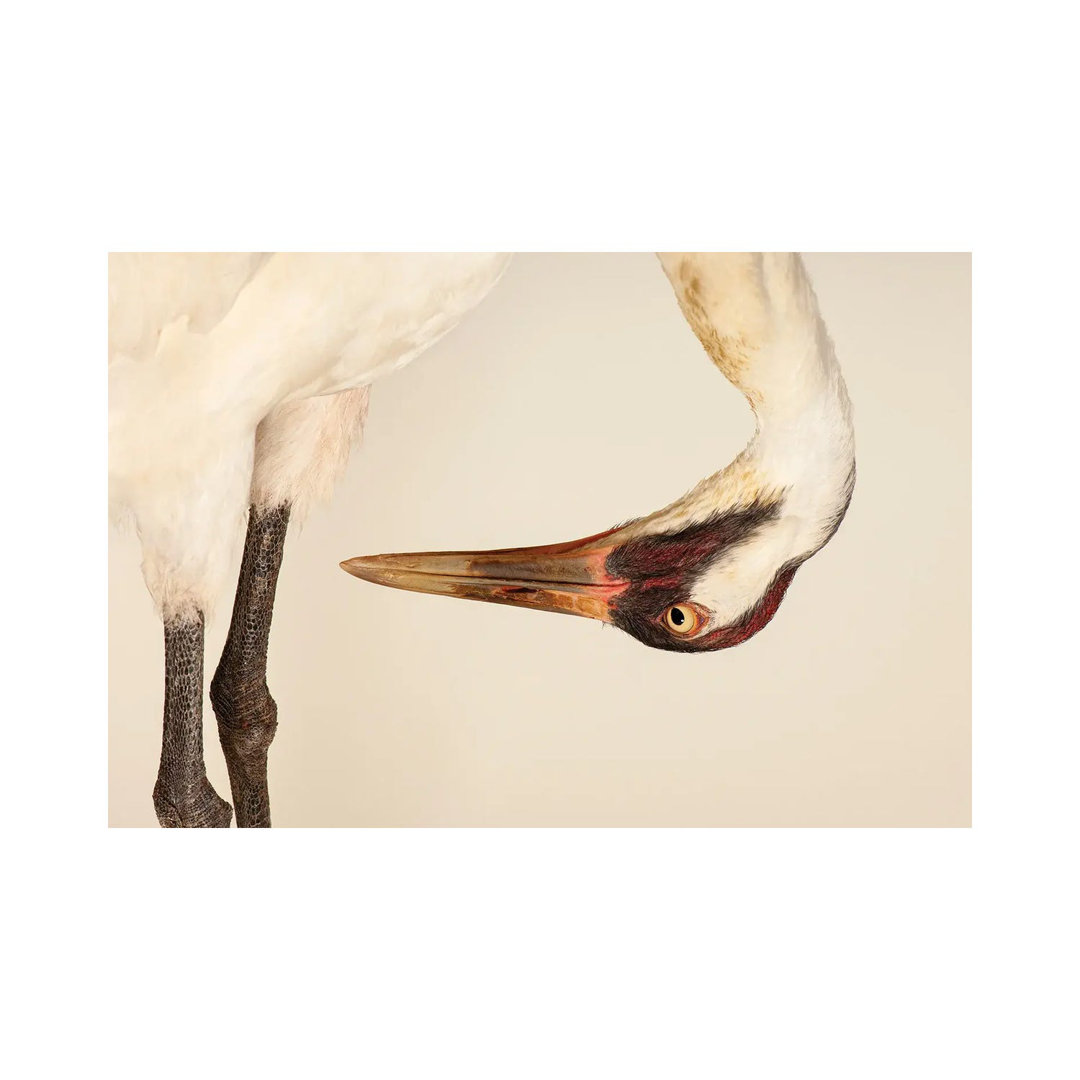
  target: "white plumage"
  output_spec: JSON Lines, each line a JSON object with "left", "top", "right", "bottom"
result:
{"left": 109, "top": 251, "right": 854, "bottom": 826}
{"left": 109, "top": 253, "right": 510, "bottom": 619}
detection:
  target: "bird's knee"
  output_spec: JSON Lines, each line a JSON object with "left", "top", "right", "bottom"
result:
{"left": 209, "top": 669, "right": 279, "bottom": 760}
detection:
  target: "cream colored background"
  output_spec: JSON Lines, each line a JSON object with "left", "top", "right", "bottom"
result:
{"left": 108, "top": 253, "right": 970, "bottom": 827}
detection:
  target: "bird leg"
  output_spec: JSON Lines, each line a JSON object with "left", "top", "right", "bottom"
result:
{"left": 210, "top": 503, "right": 290, "bottom": 828}
{"left": 154, "top": 615, "right": 234, "bottom": 828}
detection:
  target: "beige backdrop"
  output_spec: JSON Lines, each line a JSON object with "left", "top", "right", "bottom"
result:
{"left": 108, "top": 253, "right": 971, "bottom": 827}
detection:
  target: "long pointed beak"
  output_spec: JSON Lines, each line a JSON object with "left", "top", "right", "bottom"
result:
{"left": 340, "top": 527, "right": 627, "bottom": 622}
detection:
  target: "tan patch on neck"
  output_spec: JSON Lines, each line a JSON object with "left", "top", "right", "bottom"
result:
{"left": 667, "top": 257, "right": 770, "bottom": 405}
{"left": 718, "top": 457, "right": 775, "bottom": 508}
{"left": 677, "top": 272, "right": 750, "bottom": 380}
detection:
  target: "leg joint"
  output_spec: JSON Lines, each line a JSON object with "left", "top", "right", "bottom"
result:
{"left": 210, "top": 669, "right": 279, "bottom": 758}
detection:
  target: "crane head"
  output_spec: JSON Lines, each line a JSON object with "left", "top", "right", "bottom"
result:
{"left": 340, "top": 491, "right": 842, "bottom": 653}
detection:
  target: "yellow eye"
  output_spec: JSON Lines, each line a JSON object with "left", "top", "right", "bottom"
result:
{"left": 665, "top": 604, "right": 701, "bottom": 635}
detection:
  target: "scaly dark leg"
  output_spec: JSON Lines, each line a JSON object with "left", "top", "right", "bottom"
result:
{"left": 153, "top": 615, "right": 234, "bottom": 828}
{"left": 210, "top": 504, "right": 290, "bottom": 828}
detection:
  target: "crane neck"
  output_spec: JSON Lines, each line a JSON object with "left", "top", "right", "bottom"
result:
{"left": 654, "top": 252, "right": 855, "bottom": 539}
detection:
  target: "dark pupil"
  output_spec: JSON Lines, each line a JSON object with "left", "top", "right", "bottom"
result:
{"left": 670, "top": 606, "right": 686, "bottom": 626}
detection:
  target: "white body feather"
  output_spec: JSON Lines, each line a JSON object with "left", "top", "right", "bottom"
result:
{"left": 109, "top": 253, "right": 511, "bottom": 620}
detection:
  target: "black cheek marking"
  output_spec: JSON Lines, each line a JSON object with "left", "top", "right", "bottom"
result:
{"left": 606, "top": 498, "right": 783, "bottom": 584}
{"left": 601, "top": 466, "right": 854, "bottom": 654}
{"left": 604, "top": 497, "right": 787, "bottom": 652}
{"left": 611, "top": 559, "right": 802, "bottom": 654}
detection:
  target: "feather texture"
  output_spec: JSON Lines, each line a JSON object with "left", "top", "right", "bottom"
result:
{"left": 109, "top": 253, "right": 510, "bottom": 619}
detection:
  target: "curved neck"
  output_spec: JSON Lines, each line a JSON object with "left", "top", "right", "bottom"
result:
{"left": 655, "top": 252, "right": 855, "bottom": 539}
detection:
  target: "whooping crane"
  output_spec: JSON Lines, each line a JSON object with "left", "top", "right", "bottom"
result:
{"left": 109, "top": 252, "right": 854, "bottom": 828}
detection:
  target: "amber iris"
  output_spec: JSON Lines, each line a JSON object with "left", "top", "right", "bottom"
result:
{"left": 665, "top": 604, "right": 700, "bottom": 635}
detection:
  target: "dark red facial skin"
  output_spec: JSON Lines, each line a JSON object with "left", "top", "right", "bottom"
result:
{"left": 605, "top": 499, "right": 802, "bottom": 653}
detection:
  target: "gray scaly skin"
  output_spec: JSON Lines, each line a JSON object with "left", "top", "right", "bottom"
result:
{"left": 154, "top": 616, "right": 233, "bottom": 828}
{"left": 210, "top": 504, "right": 291, "bottom": 828}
